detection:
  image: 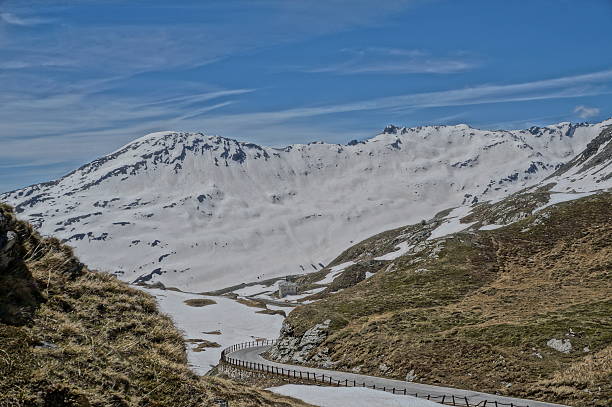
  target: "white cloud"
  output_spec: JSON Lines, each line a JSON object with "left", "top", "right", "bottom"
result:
{"left": 301, "top": 47, "right": 478, "bottom": 75}
{"left": 0, "top": 1, "right": 419, "bottom": 77}
{"left": 0, "top": 12, "right": 51, "bottom": 26}
{"left": 573, "top": 105, "right": 600, "bottom": 119}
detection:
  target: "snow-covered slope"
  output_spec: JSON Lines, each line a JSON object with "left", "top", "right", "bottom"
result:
{"left": 2, "top": 120, "right": 610, "bottom": 291}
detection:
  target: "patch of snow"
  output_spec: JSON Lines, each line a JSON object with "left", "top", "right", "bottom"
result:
{"left": 317, "top": 261, "right": 355, "bottom": 285}
{"left": 375, "top": 241, "right": 413, "bottom": 261}
{"left": 255, "top": 286, "right": 326, "bottom": 303}
{"left": 279, "top": 286, "right": 326, "bottom": 302}
{"left": 232, "top": 284, "right": 271, "bottom": 296}
{"left": 267, "top": 304, "right": 293, "bottom": 312}
{"left": 478, "top": 224, "right": 506, "bottom": 231}
{"left": 268, "top": 384, "right": 444, "bottom": 407}
{"left": 135, "top": 286, "right": 284, "bottom": 374}
{"left": 427, "top": 206, "right": 475, "bottom": 240}
{"left": 535, "top": 192, "right": 596, "bottom": 213}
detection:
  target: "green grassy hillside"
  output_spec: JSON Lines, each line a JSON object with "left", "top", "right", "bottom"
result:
{"left": 276, "top": 193, "right": 612, "bottom": 407}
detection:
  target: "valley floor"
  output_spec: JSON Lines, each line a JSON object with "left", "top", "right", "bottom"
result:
{"left": 134, "top": 286, "right": 285, "bottom": 374}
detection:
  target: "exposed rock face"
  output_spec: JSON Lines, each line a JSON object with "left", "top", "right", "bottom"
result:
{"left": 547, "top": 338, "right": 573, "bottom": 353}
{"left": 269, "top": 319, "right": 332, "bottom": 365}
{"left": 0, "top": 204, "right": 43, "bottom": 325}
{"left": 0, "top": 213, "right": 18, "bottom": 269}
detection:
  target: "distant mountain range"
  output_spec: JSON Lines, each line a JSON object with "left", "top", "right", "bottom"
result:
{"left": 2, "top": 119, "right": 611, "bottom": 291}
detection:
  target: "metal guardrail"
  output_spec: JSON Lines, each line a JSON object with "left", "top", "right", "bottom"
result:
{"left": 220, "top": 340, "right": 535, "bottom": 407}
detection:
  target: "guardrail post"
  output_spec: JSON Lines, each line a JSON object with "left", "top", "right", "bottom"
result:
{"left": 442, "top": 396, "right": 446, "bottom": 404}
{"left": 464, "top": 396, "right": 469, "bottom": 406}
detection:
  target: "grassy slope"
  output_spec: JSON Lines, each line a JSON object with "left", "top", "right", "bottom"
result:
{"left": 0, "top": 203, "right": 310, "bottom": 407}
{"left": 283, "top": 193, "right": 611, "bottom": 406}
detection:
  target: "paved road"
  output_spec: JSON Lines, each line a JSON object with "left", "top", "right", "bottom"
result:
{"left": 226, "top": 345, "right": 568, "bottom": 407}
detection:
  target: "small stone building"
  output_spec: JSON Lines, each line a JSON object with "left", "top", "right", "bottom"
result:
{"left": 278, "top": 280, "right": 298, "bottom": 298}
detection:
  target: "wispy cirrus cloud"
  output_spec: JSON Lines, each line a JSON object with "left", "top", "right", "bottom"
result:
{"left": 0, "top": 0, "right": 421, "bottom": 76}
{"left": 1, "top": 67, "right": 610, "bottom": 192}
{"left": 2, "top": 69, "right": 610, "bottom": 151}
{"left": 197, "top": 69, "right": 612, "bottom": 128}
{"left": 0, "top": 12, "right": 53, "bottom": 26}
{"left": 299, "top": 47, "right": 479, "bottom": 75}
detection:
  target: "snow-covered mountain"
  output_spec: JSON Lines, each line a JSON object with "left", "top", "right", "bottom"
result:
{"left": 2, "top": 120, "right": 610, "bottom": 291}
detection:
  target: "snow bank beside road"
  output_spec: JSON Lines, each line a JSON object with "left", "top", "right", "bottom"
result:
{"left": 268, "top": 384, "right": 444, "bottom": 407}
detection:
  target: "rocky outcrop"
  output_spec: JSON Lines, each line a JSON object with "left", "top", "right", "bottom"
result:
{"left": 0, "top": 204, "right": 43, "bottom": 325}
{"left": 547, "top": 338, "right": 573, "bottom": 353}
{"left": 268, "top": 319, "right": 333, "bottom": 366}
{"left": 0, "top": 213, "right": 18, "bottom": 269}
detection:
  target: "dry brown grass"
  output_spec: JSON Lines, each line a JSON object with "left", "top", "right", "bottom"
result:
{"left": 187, "top": 339, "right": 222, "bottom": 352}
{"left": 257, "top": 309, "right": 287, "bottom": 317}
{"left": 183, "top": 298, "right": 216, "bottom": 307}
{"left": 281, "top": 193, "right": 612, "bottom": 406}
{"left": 0, "top": 203, "right": 312, "bottom": 407}
{"left": 525, "top": 345, "right": 612, "bottom": 406}
{"left": 235, "top": 297, "right": 268, "bottom": 309}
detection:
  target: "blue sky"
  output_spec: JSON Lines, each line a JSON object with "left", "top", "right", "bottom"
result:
{"left": 1, "top": 0, "right": 611, "bottom": 192}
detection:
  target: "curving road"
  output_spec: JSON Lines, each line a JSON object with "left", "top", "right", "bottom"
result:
{"left": 225, "top": 344, "right": 568, "bottom": 407}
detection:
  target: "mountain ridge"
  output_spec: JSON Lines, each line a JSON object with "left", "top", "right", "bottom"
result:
{"left": 1, "top": 120, "right": 609, "bottom": 291}
{"left": 7, "top": 119, "right": 612, "bottom": 197}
